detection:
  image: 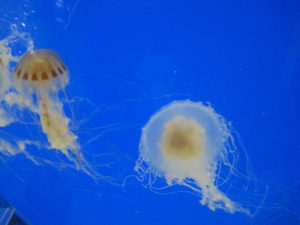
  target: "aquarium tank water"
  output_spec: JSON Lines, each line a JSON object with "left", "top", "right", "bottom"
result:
{"left": 0, "top": 0, "right": 299, "bottom": 225}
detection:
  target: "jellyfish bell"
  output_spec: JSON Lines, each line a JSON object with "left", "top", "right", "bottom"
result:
{"left": 157, "top": 115, "right": 208, "bottom": 178}
{"left": 135, "top": 100, "right": 255, "bottom": 214}
{"left": 137, "top": 101, "right": 227, "bottom": 179}
{"left": 13, "top": 49, "right": 69, "bottom": 94}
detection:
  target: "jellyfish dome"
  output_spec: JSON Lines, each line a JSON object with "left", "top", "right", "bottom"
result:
{"left": 14, "top": 49, "right": 69, "bottom": 93}
{"left": 135, "top": 100, "right": 252, "bottom": 214}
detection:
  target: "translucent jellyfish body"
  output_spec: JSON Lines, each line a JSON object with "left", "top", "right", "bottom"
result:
{"left": 11, "top": 49, "right": 82, "bottom": 162}
{"left": 0, "top": 53, "right": 15, "bottom": 126}
{"left": 0, "top": 56, "right": 8, "bottom": 99}
{"left": 0, "top": 51, "right": 11, "bottom": 100}
{"left": 135, "top": 100, "right": 253, "bottom": 214}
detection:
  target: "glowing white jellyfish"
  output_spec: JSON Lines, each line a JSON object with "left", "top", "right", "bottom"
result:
{"left": 135, "top": 100, "right": 252, "bottom": 214}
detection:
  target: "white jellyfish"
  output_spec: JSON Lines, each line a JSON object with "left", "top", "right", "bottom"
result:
{"left": 0, "top": 27, "right": 34, "bottom": 127}
{"left": 0, "top": 47, "right": 15, "bottom": 126}
{"left": 135, "top": 100, "right": 254, "bottom": 214}
{"left": 0, "top": 56, "right": 8, "bottom": 94}
{"left": 0, "top": 57, "right": 9, "bottom": 125}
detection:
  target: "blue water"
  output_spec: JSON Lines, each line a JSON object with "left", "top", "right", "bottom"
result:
{"left": 0, "top": 0, "right": 299, "bottom": 224}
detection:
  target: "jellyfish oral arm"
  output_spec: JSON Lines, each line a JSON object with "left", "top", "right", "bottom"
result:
{"left": 38, "top": 95, "right": 78, "bottom": 156}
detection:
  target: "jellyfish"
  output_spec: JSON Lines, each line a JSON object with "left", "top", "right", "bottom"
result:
{"left": 135, "top": 100, "right": 254, "bottom": 214}
{"left": 0, "top": 57, "right": 8, "bottom": 126}
{"left": 0, "top": 53, "right": 15, "bottom": 127}
{"left": 0, "top": 43, "right": 103, "bottom": 179}
{"left": 0, "top": 56, "right": 4, "bottom": 76}
{"left": 0, "top": 56, "right": 8, "bottom": 98}
{"left": 12, "top": 49, "right": 79, "bottom": 160}
{"left": 0, "top": 51, "right": 11, "bottom": 101}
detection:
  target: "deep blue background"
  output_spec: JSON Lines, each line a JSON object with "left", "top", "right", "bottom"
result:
{"left": 0, "top": 0, "right": 299, "bottom": 224}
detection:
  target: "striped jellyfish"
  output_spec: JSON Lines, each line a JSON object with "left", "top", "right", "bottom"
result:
{"left": 13, "top": 49, "right": 78, "bottom": 160}
{"left": 135, "top": 100, "right": 256, "bottom": 215}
